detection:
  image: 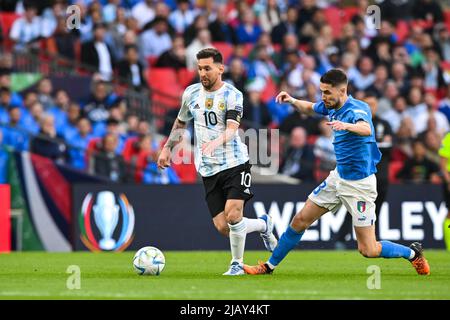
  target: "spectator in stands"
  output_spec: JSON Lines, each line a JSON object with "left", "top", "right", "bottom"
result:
{"left": 247, "top": 45, "right": 279, "bottom": 82}
{"left": 91, "top": 132, "right": 127, "bottom": 182}
{"left": 415, "top": 92, "right": 449, "bottom": 137}
{"left": 46, "top": 16, "right": 78, "bottom": 60}
{"left": 36, "top": 78, "right": 55, "bottom": 111}
{"left": 81, "top": 22, "right": 115, "bottom": 81}
{"left": 411, "top": 0, "right": 444, "bottom": 26}
{"left": 25, "top": 101, "right": 44, "bottom": 135}
{"left": 314, "top": 118, "right": 335, "bottom": 178}
{"left": 125, "top": 114, "right": 139, "bottom": 137}
{"left": 257, "top": 0, "right": 282, "bottom": 33}
{"left": 366, "top": 64, "right": 389, "bottom": 98}
{"left": 63, "top": 102, "right": 81, "bottom": 140}
{"left": 396, "top": 139, "right": 440, "bottom": 183}
{"left": 2, "top": 105, "right": 28, "bottom": 151}
{"left": 186, "top": 28, "right": 213, "bottom": 70}
{"left": 67, "top": 117, "right": 94, "bottom": 170}
{"left": 0, "top": 130, "right": 8, "bottom": 183}
{"left": 438, "top": 83, "right": 450, "bottom": 123}
{"left": 41, "top": 0, "right": 66, "bottom": 38}
{"left": 208, "top": 4, "right": 236, "bottom": 44}
{"left": 243, "top": 77, "right": 272, "bottom": 129}
{"left": 83, "top": 80, "right": 116, "bottom": 131}
{"left": 235, "top": 7, "right": 262, "bottom": 44}
{"left": 280, "top": 126, "right": 315, "bottom": 182}
{"left": 223, "top": 58, "right": 248, "bottom": 95}
{"left": 405, "top": 87, "right": 428, "bottom": 126}
{"left": 117, "top": 45, "right": 148, "bottom": 91}
{"left": 48, "top": 89, "right": 70, "bottom": 136}
{"left": 270, "top": 5, "right": 299, "bottom": 45}
{"left": 139, "top": 17, "right": 172, "bottom": 60}
{"left": 104, "top": 117, "right": 126, "bottom": 154}
{"left": 30, "top": 114, "right": 67, "bottom": 164}
{"left": 108, "top": 10, "right": 136, "bottom": 61}
{"left": 352, "top": 56, "right": 375, "bottom": 91}
{"left": 102, "top": 0, "right": 121, "bottom": 24}
{"left": 131, "top": 0, "right": 155, "bottom": 29}
{"left": 169, "top": 0, "right": 199, "bottom": 35}
{"left": 434, "top": 24, "right": 450, "bottom": 62}
{"left": 9, "top": 3, "right": 42, "bottom": 52}
{"left": 0, "top": 87, "right": 13, "bottom": 124}
{"left": 184, "top": 14, "right": 209, "bottom": 47}
{"left": 155, "top": 35, "right": 187, "bottom": 69}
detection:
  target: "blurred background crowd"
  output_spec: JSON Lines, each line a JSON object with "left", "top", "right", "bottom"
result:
{"left": 0, "top": 0, "right": 450, "bottom": 185}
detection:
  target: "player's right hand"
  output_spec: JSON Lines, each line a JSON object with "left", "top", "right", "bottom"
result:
{"left": 157, "top": 147, "right": 171, "bottom": 170}
{"left": 275, "top": 91, "right": 292, "bottom": 104}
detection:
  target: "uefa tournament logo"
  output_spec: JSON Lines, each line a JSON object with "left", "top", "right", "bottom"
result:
{"left": 79, "top": 191, "right": 135, "bottom": 252}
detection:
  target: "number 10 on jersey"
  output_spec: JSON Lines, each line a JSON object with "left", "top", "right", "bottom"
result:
{"left": 204, "top": 111, "right": 218, "bottom": 126}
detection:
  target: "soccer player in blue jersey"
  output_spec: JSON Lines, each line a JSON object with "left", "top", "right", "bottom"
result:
{"left": 244, "top": 69, "right": 430, "bottom": 276}
{"left": 157, "top": 48, "right": 277, "bottom": 275}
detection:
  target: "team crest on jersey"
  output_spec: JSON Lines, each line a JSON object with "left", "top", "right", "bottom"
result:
{"left": 357, "top": 201, "right": 366, "bottom": 213}
{"left": 218, "top": 101, "right": 225, "bottom": 111}
{"left": 205, "top": 98, "right": 213, "bottom": 109}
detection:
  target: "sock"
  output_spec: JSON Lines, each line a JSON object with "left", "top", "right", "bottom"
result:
{"left": 379, "top": 241, "right": 414, "bottom": 259}
{"left": 268, "top": 226, "right": 304, "bottom": 268}
{"left": 444, "top": 218, "right": 450, "bottom": 251}
{"left": 243, "top": 217, "right": 266, "bottom": 234}
{"left": 228, "top": 219, "right": 247, "bottom": 264}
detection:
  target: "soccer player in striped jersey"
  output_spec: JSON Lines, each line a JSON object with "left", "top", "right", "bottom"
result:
{"left": 157, "top": 48, "right": 277, "bottom": 275}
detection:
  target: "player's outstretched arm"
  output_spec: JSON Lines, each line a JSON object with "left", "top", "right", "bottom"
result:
{"left": 157, "top": 118, "right": 187, "bottom": 169}
{"left": 276, "top": 91, "right": 315, "bottom": 116}
{"left": 326, "top": 120, "right": 372, "bottom": 136}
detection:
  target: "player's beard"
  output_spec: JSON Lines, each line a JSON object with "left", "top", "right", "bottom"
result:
{"left": 201, "top": 77, "right": 217, "bottom": 91}
{"left": 325, "top": 99, "right": 340, "bottom": 109}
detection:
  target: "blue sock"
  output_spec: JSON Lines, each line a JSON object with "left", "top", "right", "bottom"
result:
{"left": 268, "top": 226, "right": 304, "bottom": 267}
{"left": 379, "top": 241, "right": 413, "bottom": 259}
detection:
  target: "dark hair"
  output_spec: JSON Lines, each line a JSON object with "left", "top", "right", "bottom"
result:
{"left": 196, "top": 48, "right": 223, "bottom": 64}
{"left": 320, "top": 69, "right": 348, "bottom": 87}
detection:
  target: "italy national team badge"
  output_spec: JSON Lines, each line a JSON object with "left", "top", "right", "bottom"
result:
{"left": 205, "top": 98, "right": 213, "bottom": 109}
{"left": 218, "top": 101, "right": 225, "bottom": 111}
{"left": 357, "top": 201, "right": 366, "bottom": 213}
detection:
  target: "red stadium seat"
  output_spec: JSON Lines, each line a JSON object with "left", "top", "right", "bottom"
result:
{"left": 389, "top": 161, "right": 404, "bottom": 183}
{"left": 0, "top": 12, "right": 20, "bottom": 50}
{"left": 445, "top": 10, "right": 450, "bottom": 31}
{"left": 122, "top": 137, "right": 139, "bottom": 162}
{"left": 396, "top": 20, "right": 410, "bottom": 43}
{"left": 323, "top": 7, "right": 343, "bottom": 38}
{"left": 146, "top": 56, "right": 159, "bottom": 67}
{"left": 342, "top": 7, "right": 359, "bottom": 24}
{"left": 177, "top": 68, "right": 196, "bottom": 88}
{"left": 85, "top": 137, "right": 102, "bottom": 167}
{"left": 260, "top": 77, "right": 278, "bottom": 104}
{"left": 212, "top": 42, "right": 233, "bottom": 64}
{"left": 147, "top": 68, "right": 182, "bottom": 108}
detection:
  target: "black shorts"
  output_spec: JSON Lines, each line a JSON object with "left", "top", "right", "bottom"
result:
{"left": 202, "top": 162, "right": 254, "bottom": 217}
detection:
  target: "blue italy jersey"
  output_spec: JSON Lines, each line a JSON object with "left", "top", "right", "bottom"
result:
{"left": 313, "top": 95, "right": 381, "bottom": 180}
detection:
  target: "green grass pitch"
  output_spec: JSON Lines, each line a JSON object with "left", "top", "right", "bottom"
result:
{"left": 1, "top": 250, "right": 449, "bottom": 299}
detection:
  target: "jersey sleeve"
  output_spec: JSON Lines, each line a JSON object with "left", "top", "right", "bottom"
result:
{"left": 177, "top": 89, "right": 193, "bottom": 122}
{"left": 350, "top": 108, "right": 371, "bottom": 124}
{"left": 226, "top": 90, "right": 244, "bottom": 124}
{"left": 313, "top": 101, "right": 329, "bottom": 115}
{"left": 439, "top": 133, "right": 450, "bottom": 159}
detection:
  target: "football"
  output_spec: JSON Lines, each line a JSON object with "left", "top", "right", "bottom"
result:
{"left": 132, "top": 246, "right": 166, "bottom": 276}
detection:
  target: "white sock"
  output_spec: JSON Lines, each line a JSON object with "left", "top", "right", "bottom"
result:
{"left": 228, "top": 219, "right": 247, "bottom": 264}
{"left": 244, "top": 217, "right": 266, "bottom": 234}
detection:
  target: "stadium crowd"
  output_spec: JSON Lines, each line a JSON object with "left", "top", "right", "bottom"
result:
{"left": 0, "top": 0, "right": 450, "bottom": 185}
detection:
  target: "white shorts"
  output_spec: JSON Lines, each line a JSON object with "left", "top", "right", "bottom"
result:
{"left": 308, "top": 169, "right": 378, "bottom": 227}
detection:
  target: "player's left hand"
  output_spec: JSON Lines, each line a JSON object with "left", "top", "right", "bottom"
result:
{"left": 201, "top": 140, "right": 220, "bottom": 156}
{"left": 326, "top": 120, "right": 348, "bottom": 131}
